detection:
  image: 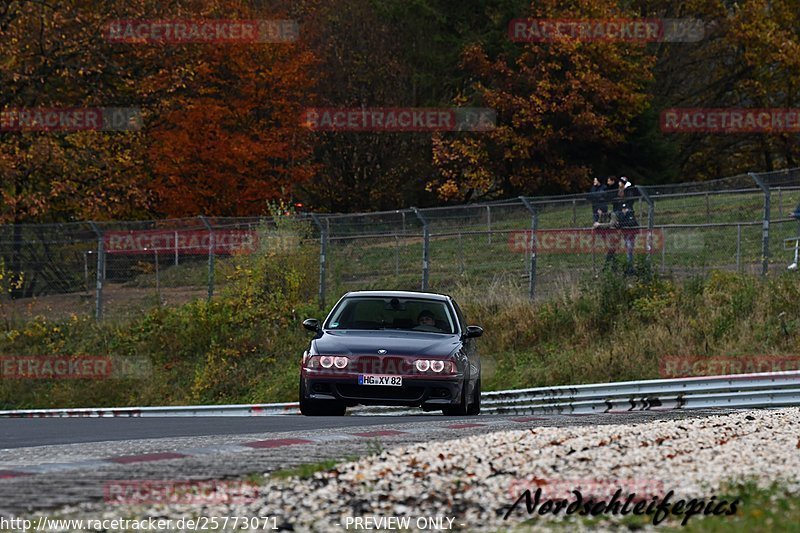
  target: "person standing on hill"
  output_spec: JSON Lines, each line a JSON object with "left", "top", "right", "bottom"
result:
{"left": 588, "top": 177, "right": 607, "bottom": 222}
{"left": 620, "top": 176, "right": 638, "bottom": 203}
{"left": 618, "top": 202, "right": 639, "bottom": 275}
{"left": 593, "top": 205, "right": 619, "bottom": 270}
{"left": 603, "top": 176, "right": 619, "bottom": 212}
{"left": 611, "top": 177, "right": 628, "bottom": 213}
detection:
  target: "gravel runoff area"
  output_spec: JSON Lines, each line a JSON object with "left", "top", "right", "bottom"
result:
{"left": 41, "top": 408, "right": 800, "bottom": 531}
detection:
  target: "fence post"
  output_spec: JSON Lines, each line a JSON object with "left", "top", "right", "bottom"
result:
{"left": 83, "top": 251, "right": 90, "bottom": 293}
{"left": 310, "top": 213, "right": 327, "bottom": 310}
{"left": 572, "top": 198, "right": 577, "bottom": 226}
{"left": 458, "top": 233, "right": 465, "bottom": 275}
{"left": 199, "top": 215, "right": 214, "bottom": 299}
{"left": 519, "top": 196, "right": 538, "bottom": 301}
{"left": 736, "top": 224, "right": 742, "bottom": 272}
{"left": 750, "top": 172, "right": 770, "bottom": 276}
{"left": 486, "top": 205, "right": 492, "bottom": 244}
{"left": 154, "top": 248, "right": 160, "bottom": 301}
{"left": 411, "top": 207, "right": 429, "bottom": 290}
{"left": 394, "top": 234, "right": 400, "bottom": 276}
{"left": 88, "top": 222, "right": 104, "bottom": 320}
{"left": 635, "top": 185, "right": 655, "bottom": 269}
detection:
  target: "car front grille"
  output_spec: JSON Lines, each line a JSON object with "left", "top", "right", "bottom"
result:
{"left": 351, "top": 356, "right": 413, "bottom": 375}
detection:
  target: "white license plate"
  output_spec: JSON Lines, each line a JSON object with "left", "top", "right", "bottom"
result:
{"left": 358, "top": 374, "right": 402, "bottom": 386}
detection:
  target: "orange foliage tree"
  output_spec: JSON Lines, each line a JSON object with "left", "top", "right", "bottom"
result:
{"left": 430, "top": 0, "right": 655, "bottom": 201}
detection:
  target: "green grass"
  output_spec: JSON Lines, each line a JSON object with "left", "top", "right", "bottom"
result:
{"left": 12, "top": 186, "right": 793, "bottom": 322}
{"left": 500, "top": 482, "right": 800, "bottom": 532}
{"left": 2, "top": 264, "right": 800, "bottom": 409}
{"left": 270, "top": 458, "right": 352, "bottom": 480}
{"left": 322, "top": 188, "right": 800, "bottom": 302}
{"left": 670, "top": 483, "right": 800, "bottom": 532}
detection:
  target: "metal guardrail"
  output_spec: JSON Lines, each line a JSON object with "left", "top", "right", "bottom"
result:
{"left": 0, "top": 402, "right": 300, "bottom": 418}
{"left": 2, "top": 371, "right": 799, "bottom": 417}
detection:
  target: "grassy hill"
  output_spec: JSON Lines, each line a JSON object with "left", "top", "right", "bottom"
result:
{"left": 2, "top": 237, "right": 799, "bottom": 409}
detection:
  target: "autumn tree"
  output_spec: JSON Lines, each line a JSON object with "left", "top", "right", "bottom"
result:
{"left": 430, "top": 0, "right": 655, "bottom": 201}
{"left": 630, "top": 0, "right": 800, "bottom": 181}
{"left": 0, "top": 0, "right": 153, "bottom": 225}
{"left": 139, "top": 1, "right": 318, "bottom": 217}
{"left": 0, "top": 0, "right": 156, "bottom": 297}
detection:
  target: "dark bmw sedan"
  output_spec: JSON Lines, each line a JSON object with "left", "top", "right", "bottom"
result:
{"left": 299, "top": 290, "right": 483, "bottom": 416}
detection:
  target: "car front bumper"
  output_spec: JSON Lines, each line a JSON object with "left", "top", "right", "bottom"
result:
{"left": 302, "top": 370, "right": 464, "bottom": 407}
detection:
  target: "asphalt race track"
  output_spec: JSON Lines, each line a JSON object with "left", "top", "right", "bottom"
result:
{"left": 0, "top": 414, "right": 444, "bottom": 449}
{"left": 0, "top": 409, "right": 738, "bottom": 515}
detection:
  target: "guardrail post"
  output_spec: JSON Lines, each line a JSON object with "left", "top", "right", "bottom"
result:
{"left": 310, "top": 213, "right": 327, "bottom": 310}
{"left": 411, "top": 207, "right": 429, "bottom": 290}
{"left": 88, "top": 222, "right": 104, "bottom": 320}
{"left": 750, "top": 172, "right": 770, "bottom": 276}
{"left": 519, "top": 196, "right": 538, "bottom": 301}
{"left": 199, "top": 215, "right": 214, "bottom": 300}
{"left": 636, "top": 186, "right": 655, "bottom": 269}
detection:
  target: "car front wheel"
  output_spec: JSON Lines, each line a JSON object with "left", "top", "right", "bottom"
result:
{"left": 299, "top": 378, "right": 346, "bottom": 416}
{"left": 466, "top": 378, "right": 481, "bottom": 415}
{"left": 442, "top": 378, "right": 469, "bottom": 416}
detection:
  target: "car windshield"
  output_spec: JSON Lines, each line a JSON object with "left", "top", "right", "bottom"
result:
{"left": 326, "top": 297, "right": 456, "bottom": 334}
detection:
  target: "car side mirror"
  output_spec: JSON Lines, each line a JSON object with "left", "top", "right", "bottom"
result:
{"left": 465, "top": 325, "right": 483, "bottom": 338}
{"left": 302, "top": 318, "right": 320, "bottom": 332}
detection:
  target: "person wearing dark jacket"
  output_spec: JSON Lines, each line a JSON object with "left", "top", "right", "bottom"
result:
{"left": 588, "top": 177, "right": 607, "bottom": 222}
{"left": 602, "top": 176, "right": 619, "bottom": 212}
{"left": 593, "top": 207, "right": 619, "bottom": 270}
{"left": 620, "top": 176, "right": 638, "bottom": 203}
{"left": 618, "top": 203, "right": 639, "bottom": 274}
{"left": 593, "top": 202, "right": 639, "bottom": 273}
{"left": 611, "top": 177, "right": 630, "bottom": 213}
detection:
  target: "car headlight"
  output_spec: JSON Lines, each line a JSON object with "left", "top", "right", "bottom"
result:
{"left": 414, "top": 359, "right": 455, "bottom": 373}
{"left": 333, "top": 356, "right": 348, "bottom": 369}
{"left": 320, "top": 356, "right": 334, "bottom": 368}
{"left": 415, "top": 359, "right": 430, "bottom": 372}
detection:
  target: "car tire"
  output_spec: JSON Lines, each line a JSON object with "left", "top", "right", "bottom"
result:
{"left": 442, "top": 377, "right": 469, "bottom": 416}
{"left": 299, "top": 378, "right": 346, "bottom": 416}
{"left": 466, "top": 378, "right": 481, "bottom": 416}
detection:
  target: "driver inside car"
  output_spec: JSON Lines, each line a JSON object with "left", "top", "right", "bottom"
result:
{"left": 414, "top": 310, "right": 438, "bottom": 330}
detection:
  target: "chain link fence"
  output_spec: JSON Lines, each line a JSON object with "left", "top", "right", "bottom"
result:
{"left": 2, "top": 168, "right": 800, "bottom": 321}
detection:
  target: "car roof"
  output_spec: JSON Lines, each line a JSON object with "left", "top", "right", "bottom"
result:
{"left": 342, "top": 290, "right": 451, "bottom": 302}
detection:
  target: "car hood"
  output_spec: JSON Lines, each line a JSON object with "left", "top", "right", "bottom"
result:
{"left": 313, "top": 330, "right": 460, "bottom": 357}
